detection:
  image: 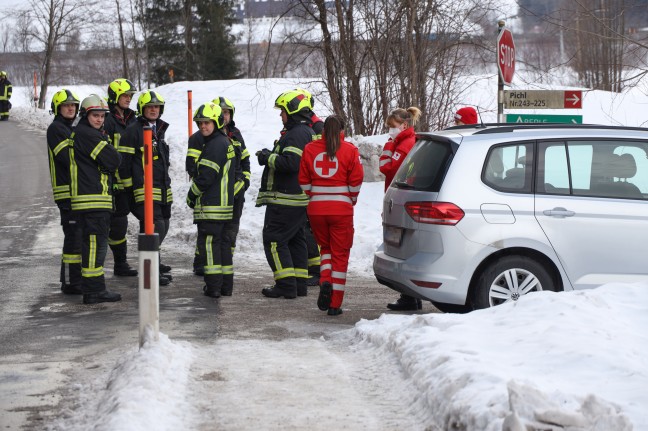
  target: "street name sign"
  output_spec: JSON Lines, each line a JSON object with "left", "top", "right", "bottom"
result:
{"left": 502, "top": 90, "right": 583, "bottom": 109}
{"left": 497, "top": 28, "right": 515, "bottom": 85}
{"left": 506, "top": 114, "right": 583, "bottom": 124}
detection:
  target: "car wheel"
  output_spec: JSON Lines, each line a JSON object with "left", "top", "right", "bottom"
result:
{"left": 473, "top": 256, "right": 556, "bottom": 310}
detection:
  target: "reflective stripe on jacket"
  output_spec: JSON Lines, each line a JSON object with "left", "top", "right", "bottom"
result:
{"left": 299, "top": 133, "right": 364, "bottom": 216}
{"left": 69, "top": 118, "right": 121, "bottom": 212}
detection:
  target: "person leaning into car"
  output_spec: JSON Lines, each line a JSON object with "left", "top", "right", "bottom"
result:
{"left": 379, "top": 106, "right": 423, "bottom": 311}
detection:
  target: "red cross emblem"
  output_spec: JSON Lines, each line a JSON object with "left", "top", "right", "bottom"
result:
{"left": 314, "top": 152, "right": 338, "bottom": 178}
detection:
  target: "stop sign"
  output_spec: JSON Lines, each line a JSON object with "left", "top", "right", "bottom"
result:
{"left": 497, "top": 28, "right": 515, "bottom": 85}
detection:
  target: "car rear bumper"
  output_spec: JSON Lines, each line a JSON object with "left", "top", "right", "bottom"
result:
{"left": 373, "top": 247, "right": 469, "bottom": 305}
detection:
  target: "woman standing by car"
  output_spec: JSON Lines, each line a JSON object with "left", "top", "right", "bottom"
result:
{"left": 379, "top": 106, "right": 423, "bottom": 311}
{"left": 299, "top": 115, "right": 364, "bottom": 316}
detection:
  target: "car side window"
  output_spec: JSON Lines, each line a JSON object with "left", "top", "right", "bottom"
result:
{"left": 483, "top": 143, "right": 533, "bottom": 193}
{"left": 538, "top": 140, "right": 647, "bottom": 200}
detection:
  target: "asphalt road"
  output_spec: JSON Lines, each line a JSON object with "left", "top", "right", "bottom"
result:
{"left": 0, "top": 118, "right": 436, "bottom": 430}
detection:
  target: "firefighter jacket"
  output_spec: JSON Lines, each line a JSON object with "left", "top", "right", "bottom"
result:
{"left": 186, "top": 120, "right": 250, "bottom": 195}
{"left": 299, "top": 132, "right": 364, "bottom": 216}
{"left": 118, "top": 116, "right": 173, "bottom": 205}
{"left": 46, "top": 116, "right": 75, "bottom": 209}
{"left": 0, "top": 78, "right": 11, "bottom": 101}
{"left": 256, "top": 117, "right": 313, "bottom": 207}
{"left": 309, "top": 112, "right": 323, "bottom": 138}
{"left": 379, "top": 126, "right": 416, "bottom": 191}
{"left": 103, "top": 107, "right": 136, "bottom": 192}
{"left": 187, "top": 130, "right": 236, "bottom": 222}
{"left": 69, "top": 117, "right": 121, "bottom": 212}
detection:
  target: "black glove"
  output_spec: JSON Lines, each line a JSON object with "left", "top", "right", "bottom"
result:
{"left": 256, "top": 148, "right": 271, "bottom": 166}
{"left": 186, "top": 190, "right": 197, "bottom": 209}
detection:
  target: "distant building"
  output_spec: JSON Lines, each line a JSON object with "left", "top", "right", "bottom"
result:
{"left": 233, "top": 0, "right": 338, "bottom": 20}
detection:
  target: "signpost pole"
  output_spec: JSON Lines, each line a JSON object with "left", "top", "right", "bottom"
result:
{"left": 497, "top": 20, "right": 505, "bottom": 124}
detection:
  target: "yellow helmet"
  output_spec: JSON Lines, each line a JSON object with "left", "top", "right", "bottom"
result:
{"left": 50, "top": 89, "right": 80, "bottom": 116}
{"left": 211, "top": 96, "right": 235, "bottom": 118}
{"left": 107, "top": 78, "right": 137, "bottom": 105}
{"left": 137, "top": 90, "right": 165, "bottom": 116}
{"left": 274, "top": 90, "right": 311, "bottom": 115}
{"left": 294, "top": 88, "right": 315, "bottom": 109}
{"left": 193, "top": 102, "right": 225, "bottom": 129}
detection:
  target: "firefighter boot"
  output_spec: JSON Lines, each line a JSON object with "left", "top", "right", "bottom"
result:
{"left": 261, "top": 285, "right": 297, "bottom": 299}
{"left": 114, "top": 262, "right": 138, "bottom": 276}
{"left": 203, "top": 285, "right": 221, "bottom": 298}
{"left": 317, "top": 282, "right": 332, "bottom": 311}
{"left": 83, "top": 290, "right": 122, "bottom": 304}
{"left": 221, "top": 274, "right": 233, "bottom": 296}
{"left": 387, "top": 294, "right": 422, "bottom": 311}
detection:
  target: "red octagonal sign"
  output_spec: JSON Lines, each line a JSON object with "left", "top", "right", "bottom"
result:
{"left": 497, "top": 28, "right": 515, "bottom": 85}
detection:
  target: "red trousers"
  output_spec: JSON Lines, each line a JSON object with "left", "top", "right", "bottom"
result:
{"left": 308, "top": 214, "right": 354, "bottom": 308}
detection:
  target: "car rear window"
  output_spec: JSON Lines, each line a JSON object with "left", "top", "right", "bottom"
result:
{"left": 391, "top": 138, "right": 454, "bottom": 192}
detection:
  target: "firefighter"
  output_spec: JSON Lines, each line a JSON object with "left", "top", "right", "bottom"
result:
{"left": 119, "top": 90, "right": 173, "bottom": 285}
{"left": 0, "top": 71, "right": 12, "bottom": 121}
{"left": 69, "top": 94, "right": 122, "bottom": 304}
{"left": 186, "top": 96, "right": 250, "bottom": 284}
{"left": 103, "top": 78, "right": 138, "bottom": 277}
{"left": 256, "top": 90, "right": 314, "bottom": 299}
{"left": 47, "top": 89, "right": 82, "bottom": 295}
{"left": 186, "top": 102, "right": 236, "bottom": 298}
{"left": 294, "top": 88, "right": 324, "bottom": 287}
{"left": 299, "top": 115, "right": 363, "bottom": 316}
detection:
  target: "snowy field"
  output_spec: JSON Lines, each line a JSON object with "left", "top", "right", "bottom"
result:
{"left": 7, "top": 75, "right": 648, "bottom": 430}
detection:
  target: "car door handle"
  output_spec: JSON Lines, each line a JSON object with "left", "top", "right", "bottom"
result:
{"left": 543, "top": 207, "right": 575, "bottom": 218}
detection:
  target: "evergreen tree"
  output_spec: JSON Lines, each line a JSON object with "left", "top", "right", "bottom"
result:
{"left": 194, "top": 0, "right": 240, "bottom": 80}
{"left": 145, "top": 0, "right": 186, "bottom": 84}
{"left": 143, "top": 0, "right": 239, "bottom": 84}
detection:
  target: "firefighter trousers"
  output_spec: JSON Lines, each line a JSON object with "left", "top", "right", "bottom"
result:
{"left": 305, "top": 218, "right": 321, "bottom": 277}
{"left": 109, "top": 192, "right": 132, "bottom": 266}
{"left": 197, "top": 221, "right": 232, "bottom": 290}
{"left": 78, "top": 211, "right": 111, "bottom": 294}
{"left": 194, "top": 195, "right": 244, "bottom": 270}
{"left": 59, "top": 208, "right": 82, "bottom": 288}
{"left": 262, "top": 205, "right": 308, "bottom": 290}
{"left": 308, "top": 214, "right": 354, "bottom": 308}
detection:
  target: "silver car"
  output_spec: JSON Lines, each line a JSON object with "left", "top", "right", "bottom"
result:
{"left": 373, "top": 124, "right": 648, "bottom": 312}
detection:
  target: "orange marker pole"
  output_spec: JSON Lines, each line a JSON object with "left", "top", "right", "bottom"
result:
{"left": 138, "top": 124, "right": 160, "bottom": 347}
{"left": 187, "top": 90, "right": 193, "bottom": 136}
{"left": 33, "top": 71, "right": 38, "bottom": 104}
{"left": 143, "top": 126, "right": 154, "bottom": 235}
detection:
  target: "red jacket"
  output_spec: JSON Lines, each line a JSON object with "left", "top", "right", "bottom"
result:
{"left": 299, "top": 133, "right": 364, "bottom": 216}
{"left": 379, "top": 126, "right": 416, "bottom": 191}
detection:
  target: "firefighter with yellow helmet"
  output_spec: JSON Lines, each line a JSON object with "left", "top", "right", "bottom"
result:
{"left": 256, "top": 90, "right": 314, "bottom": 299}
{"left": 118, "top": 90, "right": 173, "bottom": 285}
{"left": 103, "top": 78, "right": 139, "bottom": 277}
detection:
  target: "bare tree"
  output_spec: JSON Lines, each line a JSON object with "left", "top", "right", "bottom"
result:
{"left": 20, "top": 0, "right": 88, "bottom": 108}
{"left": 115, "top": 0, "right": 131, "bottom": 78}
{"left": 293, "top": 0, "right": 501, "bottom": 134}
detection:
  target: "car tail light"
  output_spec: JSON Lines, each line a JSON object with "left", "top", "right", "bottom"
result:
{"left": 405, "top": 202, "right": 464, "bottom": 225}
{"left": 411, "top": 280, "right": 442, "bottom": 289}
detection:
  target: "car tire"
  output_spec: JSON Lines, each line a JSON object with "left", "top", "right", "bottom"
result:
{"left": 473, "top": 256, "right": 556, "bottom": 310}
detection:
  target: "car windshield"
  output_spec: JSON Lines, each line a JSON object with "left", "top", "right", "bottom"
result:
{"left": 391, "top": 138, "right": 453, "bottom": 192}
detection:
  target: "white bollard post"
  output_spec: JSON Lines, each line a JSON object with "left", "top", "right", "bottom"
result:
{"left": 138, "top": 233, "right": 160, "bottom": 347}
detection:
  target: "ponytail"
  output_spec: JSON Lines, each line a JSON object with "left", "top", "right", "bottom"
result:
{"left": 323, "top": 115, "right": 345, "bottom": 159}
{"left": 386, "top": 106, "right": 422, "bottom": 128}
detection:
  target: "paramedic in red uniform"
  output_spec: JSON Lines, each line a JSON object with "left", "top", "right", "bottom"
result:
{"left": 379, "top": 106, "right": 423, "bottom": 311}
{"left": 299, "top": 115, "right": 364, "bottom": 316}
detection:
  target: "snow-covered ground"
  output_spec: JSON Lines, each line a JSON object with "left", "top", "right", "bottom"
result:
{"left": 8, "top": 75, "right": 648, "bottom": 430}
